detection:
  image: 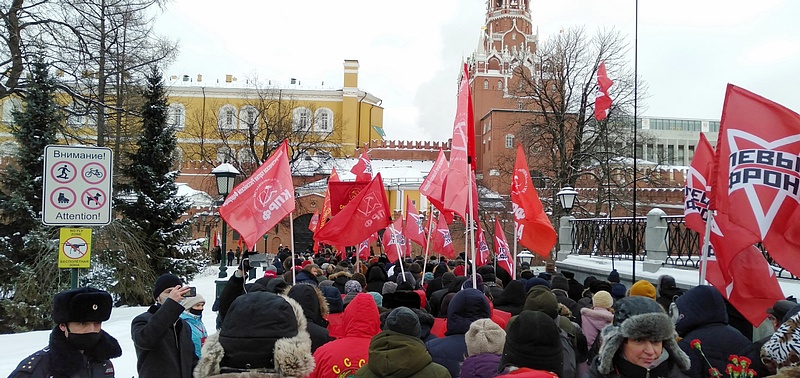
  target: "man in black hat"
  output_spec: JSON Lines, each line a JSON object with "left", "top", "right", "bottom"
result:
{"left": 9, "top": 287, "right": 122, "bottom": 377}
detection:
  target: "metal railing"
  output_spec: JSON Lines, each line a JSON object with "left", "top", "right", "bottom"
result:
{"left": 571, "top": 217, "right": 646, "bottom": 261}
{"left": 663, "top": 215, "right": 700, "bottom": 268}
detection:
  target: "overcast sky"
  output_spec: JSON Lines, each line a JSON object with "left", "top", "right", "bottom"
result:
{"left": 154, "top": 0, "right": 800, "bottom": 142}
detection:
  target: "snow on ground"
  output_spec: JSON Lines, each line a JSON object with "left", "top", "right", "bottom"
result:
{"left": 0, "top": 266, "right": 225, "bottom": 377}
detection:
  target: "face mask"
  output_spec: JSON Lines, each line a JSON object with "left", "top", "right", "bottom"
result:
{"left": 67, "top": 332, "right": 102, "bottom": 350}
{"left": 189, "top": 308, "right": 203, "bottom": 316}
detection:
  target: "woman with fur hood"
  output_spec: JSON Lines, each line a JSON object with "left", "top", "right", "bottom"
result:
{"left": 194, "top": 291, "right": 315, "bottom": 378}
{"left": 589, "top": 296, "right": 691, "bottom": 378}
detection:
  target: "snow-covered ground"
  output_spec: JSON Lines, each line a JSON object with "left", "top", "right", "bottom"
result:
{"left": 0, "top": 266, "right": 225, "bottom": 377}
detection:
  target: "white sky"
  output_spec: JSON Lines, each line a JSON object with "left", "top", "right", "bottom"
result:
{"left": 153, "top": 0, "right": 800, "bottom": 142}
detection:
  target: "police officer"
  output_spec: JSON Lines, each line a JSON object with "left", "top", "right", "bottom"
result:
{"left": 9, "top": 287, "right": 122, "bottom": 377}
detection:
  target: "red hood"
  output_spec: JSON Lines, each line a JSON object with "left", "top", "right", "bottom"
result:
{"left": 344, "top": 293, "right": 381, "bottom": 338}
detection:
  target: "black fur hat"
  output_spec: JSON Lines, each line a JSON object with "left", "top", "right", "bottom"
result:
{"left": 52, "top": 287, "right": 112, "bottom": 324}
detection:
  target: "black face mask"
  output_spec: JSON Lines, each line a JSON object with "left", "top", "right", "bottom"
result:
{"left": 66, "top": 331, "right": 102, "bottom": 350}
{"left": 189, "top": 308, "right": 203, "bottom": 316}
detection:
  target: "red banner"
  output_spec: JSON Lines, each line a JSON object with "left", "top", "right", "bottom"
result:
{"left": 595, "top": 61, "right": 613, "bottom": 121}
{"left": 444, "top": 64, "right": 476, "bottom": 220}
{"left": 431, "top": 213, "right": 455, "bottom": 258}
{"left": 314, "top": 173, "right": 391, "bottom": 247}
{"left": 328, "top": 181, "right": 369, "bottom": 216}
{"left": 404, "top": 197, "right": 426, "bottom": 249}
{"left": 315, "top": 167, "right": 340, "bottom": 235}
{"left": 420, "top": 148, "right": 454, "bottom": 223}
{"left": 511, "top": 144, "right": 556, "bottom": 257}
{"left": 494, "top": 218, "right": 513, "bottom": 277}
{"left": 383, "top": 217, "right": 409, "bottom": 263}
{"left": 476, "top": 222, "right": 490, "bottom": 267}
{"left": 219, "top": 140, "right": 295, "bottom": 249}
{"left": 350, "top": 147, "right": 373, "bottom": 182}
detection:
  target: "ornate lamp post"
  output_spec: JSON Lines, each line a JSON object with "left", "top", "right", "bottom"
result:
{"left": 517, "top": 249, "right": 535, "bottom": 267}
{"left": 556, "top": 186, "right": 578, "bottom": 214}
{"left": 211, "top": 163, "right": 240, "bottom": 279}
{"left": 556, "top": 186, "right": 578, "bottom": 261}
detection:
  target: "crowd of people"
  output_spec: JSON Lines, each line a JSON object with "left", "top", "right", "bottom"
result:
{"left": 9, "top": 248, "right": 800, "bottom": 378}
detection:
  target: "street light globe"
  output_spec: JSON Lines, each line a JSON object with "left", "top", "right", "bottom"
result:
{"left": 517, "top": 249, "right": 535, "bottom": 266}
{"left": 556, "top": 186, "right": 579, "bottom": 214}
{"left": 211, "top": 163, "right": 240, "bottom": 197}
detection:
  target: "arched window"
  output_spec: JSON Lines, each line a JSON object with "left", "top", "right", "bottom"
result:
{"left": 239, "top": 105, "right": 258, "bottom": 131}
{"left": 218, "top": 105, "right": 237, "bottom": 129}
{"left": 167, "top": 103, "right": 186, "bottom": 130}
{"left": 483, "top": 80, "right": 489, "bottom": 90}
{"left": 505, "top": 134, "right": 514, "bottom": 149}
{"left": 2, "top": 98, "right": 21, "bottom": 124}
{"left": 293, "top": 107, "right": 312, "bottom": 132}
{"left": 315, "top": 108, "right": 334, "bottom": 133}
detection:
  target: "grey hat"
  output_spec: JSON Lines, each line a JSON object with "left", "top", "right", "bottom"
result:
{"left": 385, "top": 306, "right": 421, "bottom": 337}
{"left": 345, "top": 280, "right": 362, "bottom": 294}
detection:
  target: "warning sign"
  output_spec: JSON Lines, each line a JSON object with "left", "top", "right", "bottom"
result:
{"left": 59, "top": 228, "right": 92, "bottom": 268}
{"left": 43, "top": 145, "right": 113, "bottom": 226}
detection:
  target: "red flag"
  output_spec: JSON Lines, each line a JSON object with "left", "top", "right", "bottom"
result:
{"left": 431, "top": 213, "right": 455, "bottom": 258}
{"left": 511, "top": 144, "right": 557, "bottom": 257}
{"left": 713, "top": 84, "right": 800, "bottom": 278}
{"left": 350, "top": 147, "right": 373, "bottom": 182}
{"left": 420, "top": 148, "right": 454, "bottom": 223}
{"left": 357, "top": 233, "right": 378, "bottom": 261}
{"left": 219, "top": 140, "right": 295, "bottom": 249}
{"left": 595, "top": 61, "right": 613, "bottom": 121}
{"left": 308, "top": 211, "right": 320, "bottom": 233}
{"left": 404, "top": 197, "right": 427, "bottom": 248}
{"left": 443, "top": 64, "right": 476, "bottom": 220}
{"left": 685, "top": 133, "right": 784, "bottom": 326}
{"left": 213, "top": 231, "right": 221, "bottom": 248}
{"left": 328, "top": 181, "right": 369, "bottom": 216}
{"left": 476, "top": 223, "right": 490, "bottom": 267}
{"left": 383, "top": 217, "right": 410, "bottom": 263}
{"left": 494, "top": 218, "right": 513, "bottom": 276}
{"left": 314, "top": 173, "right": 391, "bottom": 247}
{"left": 315, "top": 168, "right": 340, "bottom": 235}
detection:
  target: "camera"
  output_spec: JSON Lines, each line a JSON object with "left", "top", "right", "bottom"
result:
{"left": 183, "top": 286, "right": 197, "bottom": 297}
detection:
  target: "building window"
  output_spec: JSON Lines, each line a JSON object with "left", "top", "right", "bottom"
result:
{"left": 505, "top": 134, "right": 514, "bottom": 149}
{"left": 517, "top": 100, "right": 523, "bottom": 110}
{"left": 167, "top": 103, "right": 186, "bottom": 130}
{"left": 293, "top": 107, "right": 312, "bottom": 132}
{"left": 1, "top": 98, "right": 21, "bottom": 124}
{"left": 66, "top": 101, "right": 88, "bottom": 128}
{"left": 315, "top": 108, "right": 334, "bottom": 133}
{"left": 484, "top": 80, "right": 489, "bottom": 90}
{"left": 239, "top": 105, "right": 258, "bottom": 131}
{"left": 218, "top": 105, "right": 237, "bottom": 129}
{"left": 498, "top": 80, "right": 503, "bottom": 91}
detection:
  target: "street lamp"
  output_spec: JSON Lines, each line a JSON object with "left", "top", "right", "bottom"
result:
{"left": 556, "top": 186, "right": 579, "bottom": 214}
{"left": 517, "top": 249, "right": 535, "bottom": 267}
{"left": 212, "top": 163, "right": 240, "bottom": 279}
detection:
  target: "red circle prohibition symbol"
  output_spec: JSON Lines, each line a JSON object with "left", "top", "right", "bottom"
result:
{"left": 82, "top": 162, "right": 107, "bottom": 185}
{"left": 50, "top": 161, "right": 77, "bottom": 184}
{"left": 81, "top": 188, "right": 106, "bottom": 210}
{"left": 50, "top": 187, "right": 77, "bottom": 210}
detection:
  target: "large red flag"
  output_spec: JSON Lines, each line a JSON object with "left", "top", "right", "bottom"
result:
{"left": 357, "top": 232, "right": 378, "bottom": 261}
{"left": 494, "top": 218, "right": 513, "bottom": 277}
{"left": 420, "top": 148, "right": 454, "bottom": 223}
{"left": 404, "top": 197, "right": 427, "bottom": 248}
{"left": 511, "top": 144, "right": 557, "bottom": 257}
{"left": 314, "top": 173, "right": 391, "bottom": 247}
{"left": 383, "top": 217, "right": 409, "bottom": 263}
{"left": 328, "top": 181, "right": 369, "bottom": 216}
{"left": 443, "top": 64, "right": 476, "bottom": 220}
{"left": 308, "top": 211, "right": 320, "bottom": 233}
{"left": 595, "top": 61, "right": 613, "bottom": 121}
{"left": 713, "top": 84, "right": 800, "bottom": 278}
{"left": 315, "top": 167, "right": 340, "bottom": 234}
{"left": 476, "top": 223, "right": 490, "bottom": 267}
{"left": 220, "top": 140, "right": 294, "bottom": 249}
{"left": 350, "top": 147, "right": 373, "bottom": 182}
{"left": 431, "top": 213, "right": 455, "bottom": 258}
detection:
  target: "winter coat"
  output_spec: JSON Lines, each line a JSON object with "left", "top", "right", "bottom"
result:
{"left": 9, "top": 327, "right": 122, "bottom": 378}
{"left": 131, "top": 299, "right": 198, "bottom": 378}
{"left": 287, "top": 284, "right": 334, "bottom": 352}
{"left": 311, "top": 294, "right": 381, "bottom": 378}
{"left": 429, "top": 287, "right": 450, "bottom": 318}
{"left": 675, "top": 285, "right": 757, "bottom": 378}
{"left": 426, "top": 289, "right": 491, "bottom": 378}
{"left": 581, "top": 307, "right": 614, "bottom": 347}
{"left": 567, "top": 277, "right": 585, "bottom": 303}
{"left": 365, "top": 264, "right": 389, "bottom": 294}
{"left": 329, "top": 271, "right": 352, "bottom": 295}
{"left": 460, "top": 353, "right": 501, "bottom": 378}
{"left": 354, "top": 330, "right": 451, "bottom": 378}
{"left": 493, "top": 280, "right": 526, "bottom": 316}
{"left": 484, "top": 282, "right": 504, "bottom": 302}
{"left": 495, "top": 367, "right": 560, "bottom": 377}
{"left": 180, "top": 311, "right": 209, "bottom": 358}
{"left": 588, "top": 353, "right": 690, "bottom": 378}
{"left": 762, "top": 311, "right": 800, "bottom": 374}
{"left": 412, "top": 308, "right": 439, "bottom": 342}
{"left": 554, "top": 289, "right": 582, "bottom": 325}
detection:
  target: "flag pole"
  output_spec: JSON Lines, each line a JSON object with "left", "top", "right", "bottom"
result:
{"left": 512, "top": 223, "right": 518, "bottom": 280}
{"left": 698, "top": 211, "right": 714, "bottom": 285}
{"left": 290, "top": 211, "right": 296, "bottom": 285}
{"left": 423, "top": 210, "right": 436, "bottom": 269}
{"left": 631, "top": 0, "right": 640, "bottom": 283}
{"left": 468, "top": 170, "right": 477, "bottom": 289}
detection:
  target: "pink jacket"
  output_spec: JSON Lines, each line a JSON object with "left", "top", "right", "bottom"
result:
{"left": 580, "top": 307, "right": 613, "bottom": 346}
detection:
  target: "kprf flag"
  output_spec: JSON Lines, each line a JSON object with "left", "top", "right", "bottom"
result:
{"left": 685, "top": 133, "right": 784, "bottom": 326}
{"left": 315, "top": 167, "right": 340, "bottom": 234}
{"left": 431, "top": 213, "right": 455, "bottom": 258}
{"left": 595, "top": 61, "right": 613, "bottom": 121}
{"left": 476, "top": 223, "right": 490, "bottom": 267}
{"left": 420, "top": 148, "right": 454, "bottom": 223}
{"left": 328, "top": 181, "right": 368, "bottom": 216}
{"left": 219, "top": 140, "right": 294, "bottom": 249}
{"left": 404, "top": 197, "right": 426, "bottom": 248}
{"left": 494, "top": 218, "right": 513, "bottom": 276}
{"left": 511, "top": 144, "right": 557, "bottom": 257}
{"left": 314, "top": 173, "right": 391, "bottom": 247}
{"left": 713, "top": 84, "right": 800, "bottom": 279}
{"left": 383, "top": 217, "right": 410, "bottom": 263}
{"left": 308, "top": 211, "right": 320, "bottom": 233}
{"left": 351, "top": 147, "right": 373, "bottom": 182}
{"left": 444, "top": 64, "right": 476, "bottom": 220}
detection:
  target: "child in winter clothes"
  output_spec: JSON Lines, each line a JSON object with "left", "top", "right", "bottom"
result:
{"left": 460, "top": 319, "right": 506, "bottom": 378}
{"left": 179, "top": 294, "right": 208, "bottom": 359}
{"left": 580, "top": 290, "right": 614, "bottom": 347}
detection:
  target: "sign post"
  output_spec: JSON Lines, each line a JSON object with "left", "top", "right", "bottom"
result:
{"left": 43, "top": 145, "right": 113, "bottom": 288}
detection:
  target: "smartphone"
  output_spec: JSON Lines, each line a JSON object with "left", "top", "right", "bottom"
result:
{"left": 183, "top": 286, "right": 197, "bottom": 297}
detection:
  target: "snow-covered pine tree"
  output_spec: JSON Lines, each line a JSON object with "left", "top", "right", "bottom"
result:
{"left": 114, "top": 67, "right": 201, "bottom": 288}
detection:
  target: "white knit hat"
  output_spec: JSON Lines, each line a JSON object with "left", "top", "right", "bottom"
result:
{"left": 465, "top": 318, "right": 506, "bottom": 356}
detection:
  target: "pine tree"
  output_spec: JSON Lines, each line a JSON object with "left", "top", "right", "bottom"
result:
{"left": 114, "top": 67, "right": 197, "bottom": 279}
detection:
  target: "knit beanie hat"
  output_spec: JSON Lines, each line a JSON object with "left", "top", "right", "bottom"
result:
{"left": 182, "top": 294, "right": 206, "bottom": 310}
{"left": 345, "top": 280, "right": 362, "bottom": 294}
{"left": 589, "top": 279, "right": 612, "bottom": 295}
{"left": 52, "top": 287, "right": 113, "bottom": 324}
{"left": 368, "top": 292, "right": 384, "bottom": 308}
{"left": 152, "top": 273, "right": 182, "bottom": 301}
{"left": 441, "top": 272, "right": 456, "bottom": 287}
{"left": 465, "top": 318, "right": 506, "bottom": 356}
{"left": 462, "top": 274, "right": 484, "bottom": 291}
{"left": 607, "top": 269, "right": 620, "bottom": 283}
{"left": 523, "top": 286, "right": 559, "bottom": 319}
{"left": 596, "top": 296, "right": 690, "bottom": 375}
{"left": 382, "top": 281, "right": 398, "bottom": 295}
{"left": 385, "top": 306, "right": 421, "bottom": 337}
{"left": 499, "top": 311, "right": 563, "bottom": 376}
{"left": 592, "top": 290, "right": 613, "bottom": 310}
{"left": 551, "top": 275, "right": 570, "bottom": 292}
{"left": 525, "top": 277, "right": 551, "bottom": 293}
{"left": 424, "top": 272, "right": 434, "bottom": 284}
{"left": 629, "top": 280, "right": 657, "bottom": 300}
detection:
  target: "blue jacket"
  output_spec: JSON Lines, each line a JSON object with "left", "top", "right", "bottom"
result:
{"left": 179, "top": 311, "right": 208, "bottom": 358}
{"left": 426, "top": 289, "right": 491, "bottom": 378}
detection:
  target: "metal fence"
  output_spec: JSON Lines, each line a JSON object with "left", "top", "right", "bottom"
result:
{"left": 571, "top": 217, "right": 646, "bottom": 261}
